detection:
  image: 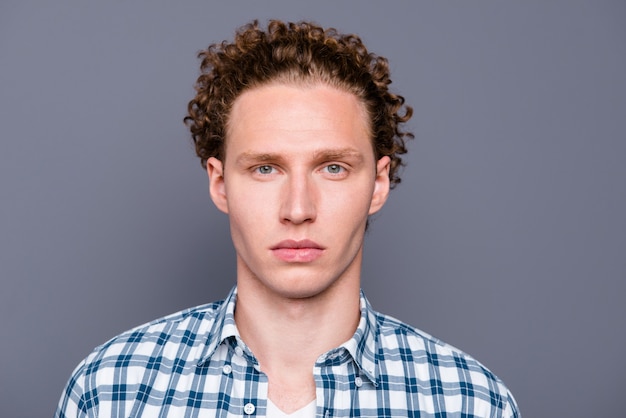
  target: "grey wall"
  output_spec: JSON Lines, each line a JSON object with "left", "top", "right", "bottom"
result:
{"left": 1, "top": 1, "right": 624, "bottom": 416}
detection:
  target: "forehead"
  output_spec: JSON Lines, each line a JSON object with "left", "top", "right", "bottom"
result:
{"left": 226, "top": 82, "right": 370, "bottom": 132}
{"left": 224, "top": 82, "right": 372, "bottom": 153}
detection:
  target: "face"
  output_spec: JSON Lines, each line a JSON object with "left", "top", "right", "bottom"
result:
{"left": 207, "top": 83, "right": 390, "bottom": 300}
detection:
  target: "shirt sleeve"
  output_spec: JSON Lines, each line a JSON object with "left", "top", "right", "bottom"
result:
{"left": 503, "top": 387, "right": 521, "bottom": 418}
{"left": 54, "top": 359, "right": 93, "bottom": 418}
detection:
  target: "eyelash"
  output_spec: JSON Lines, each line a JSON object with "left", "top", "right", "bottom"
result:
{"left": 251, "top": 163, "right": 347, "bottom": 176}
{"left": 323, "top": 164, "right": 346, "bottom": 175}
{"left": 254, "top": 165, "right": 275, "bottom": 175}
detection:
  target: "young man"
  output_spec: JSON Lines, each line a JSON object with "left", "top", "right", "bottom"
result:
{"left": 56, "top": 20, "right": 520, "bottom": 417}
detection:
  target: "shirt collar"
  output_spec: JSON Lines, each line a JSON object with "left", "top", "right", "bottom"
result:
{"left": 340, "top": 290, "right": 379, "bottom": 386}
{"left": 197, "top": 286, "right": 240, "bottom": 366}
{"left": 197, "top": 287, "right": 381, "bottom": 386}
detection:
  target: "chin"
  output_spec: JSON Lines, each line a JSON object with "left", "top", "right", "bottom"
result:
{"left": 272, "top": 284, "right": 331, "bottom": 301}
{"left": 262, "top": 275, "right": 338, "bottom": 301}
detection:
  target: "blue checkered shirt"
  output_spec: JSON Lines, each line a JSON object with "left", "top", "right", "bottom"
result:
{"left": 56, "top": 288, "right": 520, "bottom": 417}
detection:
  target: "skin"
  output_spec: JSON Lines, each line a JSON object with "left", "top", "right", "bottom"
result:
{"left": 207, "top": 82, "right": 390, "bottom": 412}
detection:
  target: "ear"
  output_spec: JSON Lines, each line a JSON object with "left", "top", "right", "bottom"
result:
{"left": 207, "top": 157, "right": 229, "bottom": 214}
{"left": 368, "top": 156, "right": 391, "bottom": 215}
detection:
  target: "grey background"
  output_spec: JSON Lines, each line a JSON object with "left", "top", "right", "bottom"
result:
{"left": 1, "top": 1, "right": 624, "bottom": 416}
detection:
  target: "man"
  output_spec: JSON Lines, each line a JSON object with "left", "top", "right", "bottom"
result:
{"left": 56, "top": 20, "right": 520, "bottom": 417}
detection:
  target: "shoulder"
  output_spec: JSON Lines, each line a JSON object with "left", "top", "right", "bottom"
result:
{"left": 56, "top": 301, "right": 226, "bottom": 416}
{"left": 103, "top": 300, "right": 218, "bottom": 348}
{"left": 373, "top": 311, "right": 520, "bottom": 416}
{"left": 73, "top": 299, "right": 225, "bottom": 383}
{"left": 374, "top": 310, "right": 469, "bottom": 360}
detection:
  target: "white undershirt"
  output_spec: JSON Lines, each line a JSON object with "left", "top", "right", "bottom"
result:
{"left": 266, "top": 399, "right": 317, "bottom": 418}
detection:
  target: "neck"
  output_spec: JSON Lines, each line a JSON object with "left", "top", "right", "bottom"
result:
{"left": 233, "top": 268, "right": 361, "bottom": 413}
{"left": 235, "top": 277, "right": 361, "bottom": 369}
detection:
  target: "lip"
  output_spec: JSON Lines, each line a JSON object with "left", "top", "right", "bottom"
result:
{"left": 271, "top": 239, "right": 325, "bottom": 263}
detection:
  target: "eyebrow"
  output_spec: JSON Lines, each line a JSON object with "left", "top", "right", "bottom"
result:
{"left": 235, "top": 147, "right": 365, "bottom": 166}
{"left": 312, "top": 147, "right": 365, "bottom": 163}
{"left": 235, "top": 152, "right": 287, "bottom": 167}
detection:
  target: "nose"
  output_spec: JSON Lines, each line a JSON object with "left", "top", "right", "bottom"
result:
{"left": 280, "top": 173, "right": 317, "bottom": 224}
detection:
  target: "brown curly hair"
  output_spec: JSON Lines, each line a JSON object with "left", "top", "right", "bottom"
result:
{"left": 184, "top": 19, "right": 413, "bottom": 188}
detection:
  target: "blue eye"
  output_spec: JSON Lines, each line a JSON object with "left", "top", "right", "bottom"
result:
{"left": 325, "top": 164, "right": 344, "bottom": 174}
{"left": 256, "top": 165, "right": 274, "bottom": 175}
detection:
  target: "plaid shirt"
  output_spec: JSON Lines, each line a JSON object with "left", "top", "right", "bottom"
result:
{"left": 56, "top": 288, "right": 520, "bottom": 417}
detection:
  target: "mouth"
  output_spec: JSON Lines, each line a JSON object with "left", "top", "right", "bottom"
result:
{"left": 271, "top": 239, "right": 325, "bottom": 262}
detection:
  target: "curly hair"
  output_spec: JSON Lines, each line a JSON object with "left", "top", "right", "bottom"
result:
{"left": 184, "top": 19, "right": 413, "bottom": 188}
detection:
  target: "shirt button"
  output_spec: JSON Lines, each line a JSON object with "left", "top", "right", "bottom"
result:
{"left": 243, "top": 402, "right": 255, "bottom": 415}
{"left": 355, "top": 376, "right": 363, "bottom": 387}
{"left": 235, "top": 346, "right": 244, "bottom": 357}
{"left": 222, "top": 364, "right": 232, "bottom": 374}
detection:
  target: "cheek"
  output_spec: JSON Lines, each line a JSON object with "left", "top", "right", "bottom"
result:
{"left": 227, "top": 210, "right": 265, "bottom": 260}
{"left": 226, "top": 188, "right": 275, "bottom": 237}
{"left": 229, "top": 204, "right": 264, "bottom": 231}
{"left": 226, "top": 180, "right": 273, "bottom": 215}
{"left": 324, "top": 183, "right": 373, "bottom": 222}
